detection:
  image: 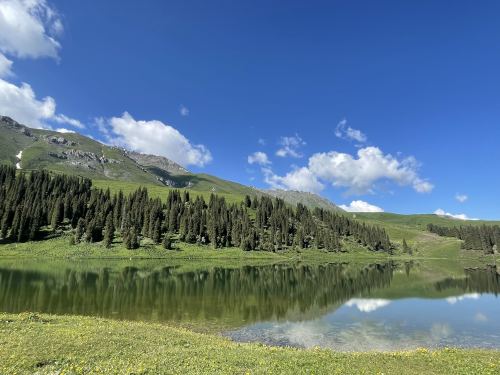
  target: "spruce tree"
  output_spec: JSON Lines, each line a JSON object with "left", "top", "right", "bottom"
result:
{"left": 104, "top": 213, "right": 114, "bottom": 248}
{"left": 75, "top": 218, "right": 85, "bottom": 243}
{"left": 162, "top": 233, "right": 173, "bottom": 250}
{"left": 125, "top": 226, "right": 139, "bottom": 249}
{"left": 51, "top": 197, "right": 63, "bottom": 232}
{"left": 152, "top": 218, "right": 161, "bottom": 244}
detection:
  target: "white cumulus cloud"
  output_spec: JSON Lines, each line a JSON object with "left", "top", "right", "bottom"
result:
{"left": 53, "top": 113, "right": 84, "bottom": 129}
{"left": 276, "top": 134, "right": 305, "bottom": 158}
{"left": 105, "top": 112, "right": 212, "bottom": 167}
{"left": 55, "top": 127, "right": 74, "bottom": 133}
{"left": 0, "top": 1, "right": 84, "bottom": 130}
{"left": 339, "top": 200, "right": 384, "bottom": 213}
{"left": 335, "top": 118, "right": 367, "bottom": 143}
{"left": 0, "top": 78, "right": 54, "bottom": 127}
{"left": 308, "top": 147, "right": 433, "bottom": 194}
{"left": 262, "top": 146, "right": 432, "bottom": 195}
{"left": 0, "top": 78, "right": 82, "bottom": 129}
{"left": 0, "top": 0, "right": 62, "bottom": 59}
{"left": 263, "top": 166, "right": 324, "bottom": 193}
{"left": 0, "top": 53, "right": 13, "bottom": 77}
{"left": 248, "top": 151, "right": 271, "bottom": 166}
{"left": 455, "top": 193, "right": 468, "bottom": 203}
{"left": 434, "top": 209, "right": 478, "bottom": 221}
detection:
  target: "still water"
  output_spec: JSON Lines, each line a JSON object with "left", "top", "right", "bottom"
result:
{"left": 0, "top": 260, "right": 498, "bottom": 351}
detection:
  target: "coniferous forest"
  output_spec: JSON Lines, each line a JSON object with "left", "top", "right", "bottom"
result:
{"left": 0, "top": 165, "right": 392, "bottom": 252}
{"left": 427, "top": 223, "right": 500, "bottom": 254}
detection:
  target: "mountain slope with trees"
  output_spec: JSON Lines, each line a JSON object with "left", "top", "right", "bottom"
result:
{"left": 1, "top": 116, "right": 348, "bottom": 211}
{"left": 0, "top": 165, "right": 392, "bottom": 253}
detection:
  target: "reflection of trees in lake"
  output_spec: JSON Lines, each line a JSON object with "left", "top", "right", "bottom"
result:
{"left": 435, "top": 265, "right": 500, "bottom": 295}
{"left": 0, "top": 263, "right": 394, "bottom": 325}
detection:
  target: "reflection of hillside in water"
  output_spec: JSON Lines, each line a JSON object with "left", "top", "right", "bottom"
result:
{"left": 435, "top": 265, "right": 500, "bottom": 295}
{"left": 0, "top": 262, "right": 394, "bottom": 327}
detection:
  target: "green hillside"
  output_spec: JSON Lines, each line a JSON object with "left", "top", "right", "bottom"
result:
{"left": 350, "top": 212, "right": 500, "bottom": 256}
{"left": 0, "top": 116, "right": 260, "bottom": 198}
{"left": 355, "top": 212, "right": 500, "bottom": 229}
{"left": 0, "top": 115, "right": 347, "bottom": 211}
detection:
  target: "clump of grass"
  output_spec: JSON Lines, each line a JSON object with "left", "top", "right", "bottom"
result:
{"left": 19, "top": 312, "right": 52, "bottom": 323}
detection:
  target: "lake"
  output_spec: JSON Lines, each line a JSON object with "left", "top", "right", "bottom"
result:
{"left": 0, "top": 259, "right": 498, "bottom": 351}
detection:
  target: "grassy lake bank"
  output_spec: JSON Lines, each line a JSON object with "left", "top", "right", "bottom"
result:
{"left": 1, "top": 312, "right": 498, "bottom": 375}
{"left": 0, "top": 232, "right": 497, "bottom": 264}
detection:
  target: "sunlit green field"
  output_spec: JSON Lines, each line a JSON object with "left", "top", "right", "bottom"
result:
{"left": 0, "top": 229, "right": 497, "bottom": 268}
{"left": 93, "top": 179, "right": 250, "bottom": 205}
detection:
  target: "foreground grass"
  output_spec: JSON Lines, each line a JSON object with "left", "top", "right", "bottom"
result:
{"left": 0, "top": 313, "right": 498, "bottom": 375}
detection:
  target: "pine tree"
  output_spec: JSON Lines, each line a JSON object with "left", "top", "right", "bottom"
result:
{"left": 152, "top": 218, "right": 161, "bottom": 244}
{"left": 104, "top": 213, "right": 114, "bottom": 248}
{"left": 75, "top": 218, "right": 85, "bottom": 243}
{"left": 125, "top": 226, "right": 139, "bottom": 249}
{"left": 162, "top": 233, "right": 173, "bottom": 250}
{"left": 51, "top": 197, "right": 63, "bottom": 232}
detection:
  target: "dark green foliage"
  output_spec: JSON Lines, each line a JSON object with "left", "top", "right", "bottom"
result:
{"left": 74, "top": 218, "right": 85, "bottom": 243}
{"left": 0, "top": 165, "right": 392, "bottom": 253}
{"left": 85, "top": 219, "right": 103, "bottom": 243}
{"left": 51, "top": 197, "right": 63, "bottom": 232}
{"left": 126, "top": 226, "right": 139, "bottom": 249}
{"left": 104, "top": 213, "right": 114, "bottom": 248}
{"left": 0, "top": 165, "right": 91, "bottom": 242}
{"left": 428, "top": 223, "right": 500, "bottom": 254}
{"left": 244, "top": 195, "right": 252, "bottom": 208}
{"left": 162, "top": 233, "right": 173, "bottom": 250}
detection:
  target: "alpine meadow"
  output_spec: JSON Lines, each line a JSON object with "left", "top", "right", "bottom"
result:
{"left": 0, "top": 1, "right": 499, "bottom": 374}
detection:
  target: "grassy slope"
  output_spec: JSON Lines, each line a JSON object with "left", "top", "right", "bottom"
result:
{"left": 351, "top": 212, "right": 500, "bottom": 257}
{"left": 356, "top": 212, "right": 500, "bottom": 230}
{"left": 1, "top": 313, "right": 498, "bottom": 375}
{"left": 93, "top": 179, "right": 248, "bottom": 205}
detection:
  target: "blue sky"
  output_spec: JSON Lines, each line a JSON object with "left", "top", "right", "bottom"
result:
{"left": 0, "top": 0, "right": 499, "bottom": 219}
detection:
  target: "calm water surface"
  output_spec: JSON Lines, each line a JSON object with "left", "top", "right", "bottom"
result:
{"left": 0, "top": 259, "right": 498, "bottom": 351}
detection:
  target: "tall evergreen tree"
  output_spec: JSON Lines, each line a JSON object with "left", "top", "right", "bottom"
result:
{"left": 104, "top": 213, "right": 114, "bottom": 248}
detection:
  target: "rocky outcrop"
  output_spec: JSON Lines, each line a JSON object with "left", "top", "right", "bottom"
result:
{"left": 123, "top": 149, "right": 188, "bottom": 175}
{"left": 48, "top": 149, "right": 120, "bottom": 166}
{"left": 45, "top": 135, "right": 77, "bottom": 147}
{"left": 0, "top": 116, "right": 36, "bottom": 138}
